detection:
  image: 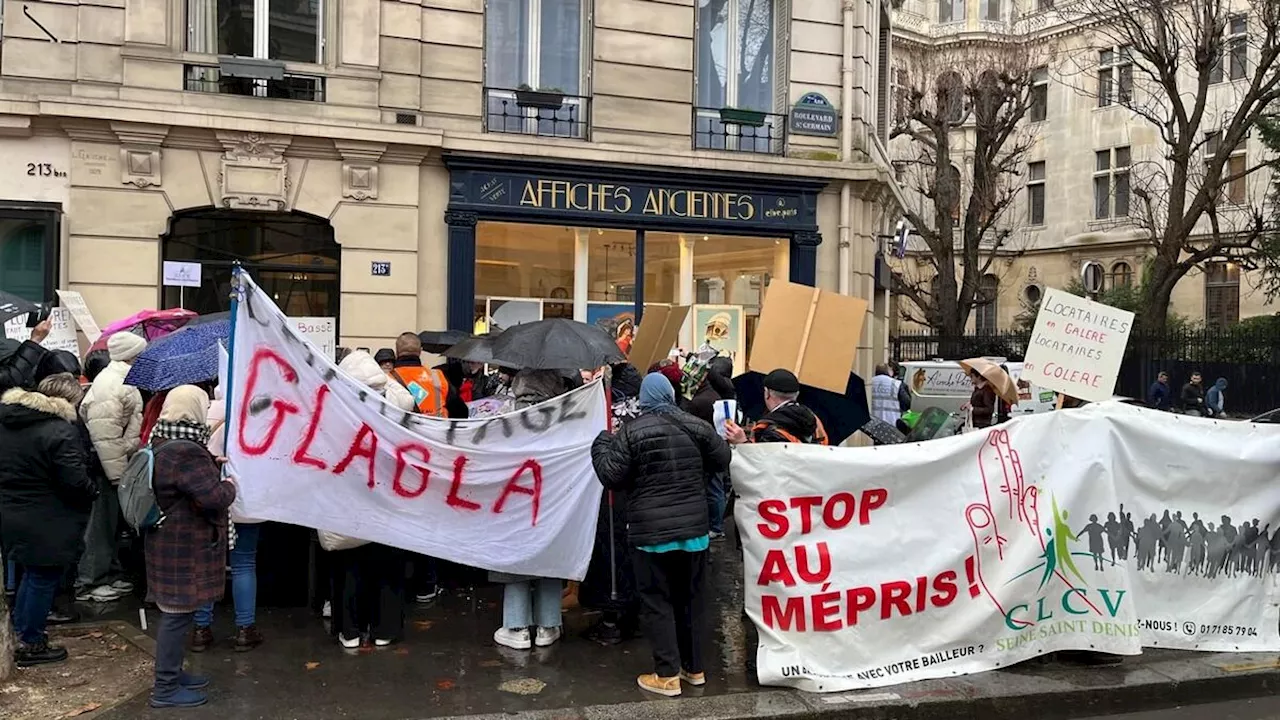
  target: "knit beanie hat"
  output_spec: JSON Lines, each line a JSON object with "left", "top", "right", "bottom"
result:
{"left": 159, "top": 384, "right": 210, "bottom": 425}
{"left": 107, "top": 332, "right": 147, "bottom": 363}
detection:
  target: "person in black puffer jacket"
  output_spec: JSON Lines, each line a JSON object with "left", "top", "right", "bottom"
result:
{"left": 591, "top": 373, "right": 731, "bottom": 697}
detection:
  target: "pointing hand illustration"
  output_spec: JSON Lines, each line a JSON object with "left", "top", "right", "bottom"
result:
{"left": 965, "top": 429, "right": 1041, "bottom": 626}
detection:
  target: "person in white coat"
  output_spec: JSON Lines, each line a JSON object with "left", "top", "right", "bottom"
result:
{"left": 76, "top": 332, "right": 147, "bottom": 602}
{"left": 325, "top": 351, "right": 415, "bottom": 649}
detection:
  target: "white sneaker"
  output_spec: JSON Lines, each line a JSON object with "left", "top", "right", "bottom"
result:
{"left": 374, "top": 638, "right": 393, "bottom": 647}
{"left": 110, "top": 579, "right": 134, "bottom": 591}
{"left": 339, "top": 633, "right": 361, "bottom": 649}
{"left": 493, "top": 627, "right": 531, "bottom": 650}
{"left": 321, "top": 601, "right": 332, "bottom": 619}
{"left": 534, "top": 626, "right": 561, "bottom": 647}
{"left": 77, "top": 585, "right": 124, "bottom": 603}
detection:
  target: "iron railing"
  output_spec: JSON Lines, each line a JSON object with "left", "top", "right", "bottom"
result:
{"left": 183, "top": 65, "right": 325, "bottom": 102}
{"left": 891, "top": 327, "right": 1280, "bottom": 414}
{"left": 483, "top": 87, "right": 590, "bottom": 140}
{"left": 692, "top": 107, "right": 786, "bottom": 155}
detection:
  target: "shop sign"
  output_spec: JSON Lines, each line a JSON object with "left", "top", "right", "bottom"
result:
{"left": 453, "top": 169, "right": 818, "bottom": 231}
{"left": 788, "top": 93, "right": 839, "bottom": 138}
{"left": 371, "top": 261, "right": 392, "bottom": 276}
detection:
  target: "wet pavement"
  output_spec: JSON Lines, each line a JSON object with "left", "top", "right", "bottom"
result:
{"left": 70, "top": 531, "right": 1280, "bottom": 720}
{"left": 96, "top": 537, "right": 757, "bottom": 720}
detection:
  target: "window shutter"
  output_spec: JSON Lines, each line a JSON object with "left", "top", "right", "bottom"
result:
{"left": 877, "top": 15, "right": 891, "bottom": 140}
{"left": 773, "top": 0, "right": 791, "bottom": 116}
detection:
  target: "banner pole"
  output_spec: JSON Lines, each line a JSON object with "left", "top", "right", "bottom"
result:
{"left": 223, "top": 264, "right": 242, "bottom": 453}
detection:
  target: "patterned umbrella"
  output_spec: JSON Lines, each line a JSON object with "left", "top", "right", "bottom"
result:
{"left": 88, "top": 308, "right": 198, "bottom": 353}
{"left": 124, "top": 318, "right": 230, "bottom": 392}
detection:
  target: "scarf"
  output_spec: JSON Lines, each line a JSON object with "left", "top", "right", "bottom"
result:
{"left": 639, "top": 372, "right": 681, "bottom": 415}
{"left": 149, "top": 419, "right": 231, "bottom": 548}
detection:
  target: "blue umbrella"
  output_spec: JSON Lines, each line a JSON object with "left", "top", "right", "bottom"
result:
{"left": 125, "top": 318, "right": 230, "bottom": 392}
{"left": 732, "top": 371, "right": 870, "bottom": 446}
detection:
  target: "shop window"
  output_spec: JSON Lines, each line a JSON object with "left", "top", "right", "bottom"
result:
{"left": 484, "top": 0, "right": 590, "bottom": 139}
{"left": 1107, "top": 261, "right": 1132, "bottom": 290}
{"left": 1027, "top": 161, "right": 1046, "bottom": 226}
{"left": 647, "top": 232, "right": 785, "bottom": 371}
{"left": 975, "top": 274, "right": 998, "bottom": 334}
{"left": 0, "top": 209, "right": 59, "bottom": 305}
{"left": 1094, "top": 146, "right": 1131, "bottom": 220}
{"left": 694, "top": 0, "right": 786, "bottom": 155}
{"left": 475, "top": 221, "right": 576, "bottom": 330}
{"left": 1204, "top": 262, "right": 1240, "bottom": 328}
{"left": 1097, "top": 46, "right": 1133, "bottom": 107}
{"left": 162, "top": 209, "right": 339, "bottom": 319}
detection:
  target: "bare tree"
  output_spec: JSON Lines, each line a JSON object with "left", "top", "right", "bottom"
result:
{"left": 1058, "top": 0, "right": 1280, "bottom": 331}
{"left": 889, "top": 41, "right": 1042, "bottom": 340}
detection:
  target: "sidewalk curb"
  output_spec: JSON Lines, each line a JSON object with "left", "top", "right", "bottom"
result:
{"left": 429, "top": 653, "right": 1280, "bottom": 720}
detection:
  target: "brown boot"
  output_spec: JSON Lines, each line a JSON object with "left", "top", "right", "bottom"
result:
{"left": 191, "top": 626, "right": 214, "bottom": 653}
{"left": 233, "top": 625, "right": 264, "bottom": 652}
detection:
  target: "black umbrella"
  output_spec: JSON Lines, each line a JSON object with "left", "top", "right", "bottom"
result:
{"left": 488, "top": 318, "right": 625, "bottom": 371}
{"left": 0, "top": 291, "right": 41, "bottom": 326}
{"left": 419, "top": 329, "right": 472, "bottom": 354}
{"left": 733, "top": 371, "right": 870, "bottom": 446}
{"left": 444, "top": 334, "right": 497, "bottom": 365}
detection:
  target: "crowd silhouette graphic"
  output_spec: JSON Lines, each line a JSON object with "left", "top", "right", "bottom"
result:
{"left": 1072, "top": 505, "right": 1278, "bottom": 579}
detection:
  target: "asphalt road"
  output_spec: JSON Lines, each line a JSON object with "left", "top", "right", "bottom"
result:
{"left": 1077, "top": 697, "right": 1280, "bottom": 720}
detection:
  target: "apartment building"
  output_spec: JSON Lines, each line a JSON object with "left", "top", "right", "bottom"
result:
{"left": 0, "top": 0, "right": 902, "bottom": 376}
{"left": 889, "top": 0, "right": 1273, "bottom": 333}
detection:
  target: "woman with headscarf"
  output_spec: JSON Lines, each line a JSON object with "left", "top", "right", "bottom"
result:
{"left": 590, "top": 373, "right": 731, "bottom": 696}
{"left": 144, "top": 385, "right": 237, "bottom": 709}
{"left": 326, "top": 351, "right": 416, "bottom": 649}
{"left": 490, "top": 369, "right": 569, "bottom": 651}
{"left": 0, "top": 373, "right": 97, "bottom": 667}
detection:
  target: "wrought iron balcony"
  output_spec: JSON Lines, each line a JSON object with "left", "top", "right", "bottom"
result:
{"left": 484, "top": 87, "right": 590, "bottom": 140}
{"left": 692, "top": 107, "right": 786, "bottom": 155}
{"left": 184, "top": 65, "right": 325, "bottom": 102}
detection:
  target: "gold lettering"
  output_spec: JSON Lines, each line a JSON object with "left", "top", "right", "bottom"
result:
{"left": 521, "top": 180, "right": 540, "bottom": 208}
{"left": 643, "top": 189, "right": 661, "bottom": 215}
{"left": 670, "top": 189, "right": 688, "bottom": 218}
{"left": 614, "top": 186, "right": 633, "bottom": 213}
{"left": 737, "top": 194, "right": 756, "bottom": 220}
{"left": 569, "top": 183, "right": 589, "bottom": 210}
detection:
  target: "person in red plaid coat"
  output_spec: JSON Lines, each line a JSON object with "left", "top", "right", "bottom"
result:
{"left": 143, "top": 385, "right": 237, "bottom": 709}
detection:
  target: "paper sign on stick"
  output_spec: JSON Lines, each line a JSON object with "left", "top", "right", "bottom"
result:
{"left": 629, "top": 304, "right": 690, "bottom": 372}
{"left": 1022, "top": 287, "right": 1133, "bottom": 403}
{"left": 749, "top": 280, "right": 867, "bottom": 394}
{"left": 3, "top": 308, "right": 79, "bottom": 354}
{"left": 55, "top": 290, "right": 102, "bottom": 343}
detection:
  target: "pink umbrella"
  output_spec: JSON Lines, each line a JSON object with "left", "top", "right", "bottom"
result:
{"left": 88, "top": 308, "right": 198, "bottom": 354}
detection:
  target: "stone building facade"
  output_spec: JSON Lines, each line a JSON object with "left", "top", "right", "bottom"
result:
{"left": 888, "top": 0, "right": 1273, "bottom": 334}
{"left": 0, "top": 0, "right": 902, "bottom": 377}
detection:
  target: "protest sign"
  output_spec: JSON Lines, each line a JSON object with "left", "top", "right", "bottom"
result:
{"left": 749, "top": 280, "right": 867, "bottom": 394}
{"left": 1023, "top": 288, "right": 1133, "bottom": 403}
{"left": 629, "top": 304, "right": 689, "bottom": 372}
{"left": 3, "top": 308, "right": 79, "bottom": 354}
{"left": 227, "top": 273, "right": 606, "bottom": 580}
{"left": 55, "top": 289, "right": 102, "bottom": 343}
{"left": 289, "top": 317, "right": 336, "bottom": 360}
{"left": 734, "top": 404, "right": 1280, "bottom": 691}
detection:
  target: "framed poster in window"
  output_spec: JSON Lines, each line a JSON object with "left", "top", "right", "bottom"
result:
{"left": 693, "top": 304, "right": 745, "bottom": 375}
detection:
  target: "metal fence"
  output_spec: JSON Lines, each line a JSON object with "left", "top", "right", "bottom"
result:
{"left": 891, "top": 329, "right": 1280, "bottom": 415}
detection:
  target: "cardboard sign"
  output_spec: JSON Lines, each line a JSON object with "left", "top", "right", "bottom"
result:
{"left": 3, "top": 308, "right": 80, "bottom": 354}
{"left": 289, "top": 316, "right": 336, "bottom": 361}
{"left": 749, "top": 280, "right": 867, "bottom": 394}
{"left": 629, "top": 304, "right": 690, "bottom": 372}
{"left": 1022, "top": 288, "right": 1133, "bottom": 403}
{"left": 55, "top": 289, "right": 102, "bottom": 342}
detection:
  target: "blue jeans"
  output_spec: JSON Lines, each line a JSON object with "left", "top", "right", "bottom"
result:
{"left": 707, "top": 472, "right": 729, "bottom": 534}
{"left": 13, "top": 564, "right": 62, "bottom": 645}
{"left": 501, "top": 578, "right": 561, "bottom": 629}
{"left": 195, "top": 523, "right": 261, "bottom": 628}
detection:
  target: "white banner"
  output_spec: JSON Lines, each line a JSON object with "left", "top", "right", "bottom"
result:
{"left": 227, "top": 274, "right": 606, "bottom": 580}
{"left": 4, "top": 308, "right": 79, "bottom": 354}
{"left": 734, "top": 403, "right": 1280, "bottom": 692}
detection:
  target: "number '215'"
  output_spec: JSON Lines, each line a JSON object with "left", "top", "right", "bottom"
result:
{"left": 27, "top": 163, "right": 64, "bottom": 177}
